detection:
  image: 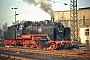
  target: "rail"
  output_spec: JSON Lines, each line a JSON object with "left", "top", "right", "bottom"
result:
{"left": 0, "top": 47, "right": 90, "bottom": 59}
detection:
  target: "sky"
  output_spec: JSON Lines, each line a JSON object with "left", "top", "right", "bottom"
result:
{"left": 0, "top": 0, "right": 90, "bottom": 26}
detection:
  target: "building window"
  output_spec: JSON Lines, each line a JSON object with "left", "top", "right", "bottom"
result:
{"left": 85, "top": 29, "right": 89, "bottom": 36}
{"left": 83, "top": 15, "right": 85, "bottom": 20}
{"left": 83, "top": 15, "right": 85, "bottom": 26}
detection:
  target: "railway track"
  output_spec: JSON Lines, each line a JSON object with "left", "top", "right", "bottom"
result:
{"left": 0, "top": 54, "right": 32, "bottom": 60}
{"left": 0, "top": 49, "right": 89, "bottom": 60}
{"left": 0, "top": 46, "right": 90, "bottom": 59}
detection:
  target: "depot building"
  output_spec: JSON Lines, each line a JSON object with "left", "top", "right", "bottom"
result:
{"left": 53, "top": 7, "right": 90, "bottom": 43}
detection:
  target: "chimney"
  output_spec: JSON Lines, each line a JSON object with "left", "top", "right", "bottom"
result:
{"left": 45, "top": 20, "right": 49, "bottom": 24}
{"left": 51, "top": 15, "right": 54, "bottom": 23}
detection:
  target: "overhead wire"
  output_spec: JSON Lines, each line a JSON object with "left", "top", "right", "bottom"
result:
{"left": 51, "top": 0, "right": 67, "bottom": 4}
{"left": 0, "top": 1, "right": 23, "bottom": 7}
{"left": 0, "top": 0, "right": 26, "bottom": 20}
{"left": 0, "top": 1, "right": 24, "bottom": 15}
{"left": 18, "top": 7, "right": 40, "bottom": 15}
{"left": 0, "top": 7, "right": 40, "bottom": 21}
{"left": 17, "top": 2, "right": 25, "bottom": 7}
{"left": 0, "top": 15, "right": 14, "bottom": 21}
{"left": 0, "top": 0, "right": 67, "bottom": 21}
{"left": 0, "top": 8, "right": 12, "bottom": 14}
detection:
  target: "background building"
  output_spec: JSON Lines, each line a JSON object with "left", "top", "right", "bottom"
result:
{"left": 53, "top": 7, "right": 90, "bottom": 43}
{"left": 3, "top": 23, "right": 8, "bottom": 31}
{"left": 0, "top": 23, "right": 3, "bottom": 30}
{"left": 53, "top": 7, "right": 90, "bottom": 27}
{"left": 0, "top": 23, "right": 8, "bottom": 39}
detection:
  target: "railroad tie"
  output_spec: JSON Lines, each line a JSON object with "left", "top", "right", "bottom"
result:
{"left": 10, "top": 56, "right": 15, "bottom": 59}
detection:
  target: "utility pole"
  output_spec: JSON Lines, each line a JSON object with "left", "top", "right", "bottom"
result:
{"left": 70, "top": 0, "right": 78, "bottom": 41}
{"left": 12, "top": 7, "right": 18, "bottom": 40}
{"left": 12, "top": 7, "right": 18, "bottom": 24}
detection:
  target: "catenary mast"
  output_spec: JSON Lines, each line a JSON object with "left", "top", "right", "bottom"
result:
{"left": 70, "top": 0, "right": 78, "bottom": 40}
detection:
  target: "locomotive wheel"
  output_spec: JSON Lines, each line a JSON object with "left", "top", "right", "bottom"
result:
{"left": 50, "top": 43, "right": 56, "bottom": 50}
{"left": 4, "top": 43, "right": 9, "bottom": 47}
{"left": 24, "top": 44, "right": 27, "bottom": 48}
{"left": 37, "top": 43, "right": 42, "bottom": 49}
{"left": 23, "top": 43, "right": 27, "bottom": 48}
{"left": 30, "top": 44, "right": 34, "bottom": 48}
{"left": 59, "top": 44, "right": 62, "bottom": 50}
{"left": 4, "top": 40, "right": 11, "bottom": 46}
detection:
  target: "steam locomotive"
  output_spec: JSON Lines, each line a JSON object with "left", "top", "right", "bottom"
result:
{"left": 4, "top": 20, "right": 71, "bottom": 50}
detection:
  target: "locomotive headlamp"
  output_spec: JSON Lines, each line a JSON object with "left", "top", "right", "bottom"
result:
{"left": 59, "top": 30, "right": 62, "bottom": 32}
{"left": 58, "top": 28, "right": 59, "bottom": 30}
{"left": 61, "top": 40, "right": 66, "bottom": 45}
{"left": 58, "top": 28, "right": 62, "bottom": 32}
{"left": 18, "top": 34, "right": 20, "bottom": 36}
{"left": 19, "top": 25, "right": 24, "bottom": 30}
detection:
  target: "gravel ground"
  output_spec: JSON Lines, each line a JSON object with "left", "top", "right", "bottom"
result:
{"left": 0, "top": 50, "right": 90, "bottom": 60}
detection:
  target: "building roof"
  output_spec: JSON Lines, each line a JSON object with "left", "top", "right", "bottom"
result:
{"left": 78, "top": 7, "right": 90, "bottom": 10}
{"left": 54, "top": 7, "right": 90, "bottom": 12}
{"left": 54, "top": 10, "right": 70, "bottom": 12}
